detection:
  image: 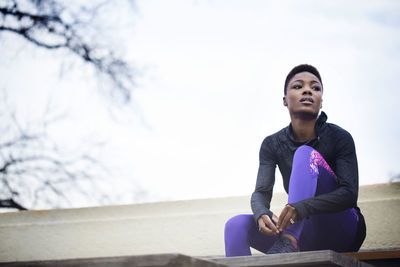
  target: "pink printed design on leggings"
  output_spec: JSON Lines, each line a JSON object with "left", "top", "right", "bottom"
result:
{"left": 310, "top": 150, "right": 337, "bottom": 180}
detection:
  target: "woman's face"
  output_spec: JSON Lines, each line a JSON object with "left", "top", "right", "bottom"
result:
{"left": 283, "top": 71, "right": 323, "bottom": 119}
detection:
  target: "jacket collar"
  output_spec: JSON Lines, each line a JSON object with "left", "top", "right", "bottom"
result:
{"left": 285, "top": 111, "right": 327, "bottom": 145}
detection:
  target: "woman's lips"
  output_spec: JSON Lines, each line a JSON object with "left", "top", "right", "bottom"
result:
{"left": 300, "top": 97, "right": 314, "bottom": 104}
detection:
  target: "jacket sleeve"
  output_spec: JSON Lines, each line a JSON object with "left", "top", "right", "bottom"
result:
{"left": 290, "top": 130, "right": 359, "bottom": 220}
{"left": 251, "top": 137, "right": 277, "bottom": 223}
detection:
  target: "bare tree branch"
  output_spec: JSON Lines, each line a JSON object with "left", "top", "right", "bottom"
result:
{"left": 0, "top": 198, "right": 27, "bottom": 210}
{"left": 0, "top": 1, "right": 147, "bottom": 210}
{"left": 0, "top": 0, "right": 135, "bottom": 102}
{"left": 0, "top": 96, "right": 117, "bottom": 209}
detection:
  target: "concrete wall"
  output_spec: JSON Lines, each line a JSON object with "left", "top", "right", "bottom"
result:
{"left": 0, "top": 183, "right": 399, "bottom": 262}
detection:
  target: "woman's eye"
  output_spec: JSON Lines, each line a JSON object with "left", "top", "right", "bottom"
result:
{"left": 293, "top": 85, "right": 301, "bottom": 89}
{"left": 313, "top": 86, "right": 321, "bottom": 91}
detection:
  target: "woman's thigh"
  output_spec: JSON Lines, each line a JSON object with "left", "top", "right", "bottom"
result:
{"left": 299, "top": 166, "right": 359, "bottom": 252}
{"left": 289, "top": 154, "right": 359, "bottom": 252}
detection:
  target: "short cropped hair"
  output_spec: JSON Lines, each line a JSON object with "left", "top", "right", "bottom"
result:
{"left": 284, "top": 64, "right": 323, "bottom": 95}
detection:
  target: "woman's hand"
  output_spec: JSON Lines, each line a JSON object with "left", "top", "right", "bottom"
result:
{"left": 277, "top": 204, "right": 297, "bottom": 231}
{"left": 257, "top": 213, "right": 280, "bottom": 236}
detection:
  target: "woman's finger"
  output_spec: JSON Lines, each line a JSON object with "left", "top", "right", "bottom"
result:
{"left": 277, "top": 206, "right": 289, "bottom": 228}
{"left": 272, "top": 213, "right": 279, "bottom": 225}
{"left": 264, "top": 215, "right": 280, "bottom": 235}
{"left": 257, "top": 217, "right": 269, "bottom": 235}
{"left": 279, "top": 205, "right": 296, "bottom": 231}
{"left": 258, "top": 215, "right": 279, "bottom": 236}
{"left": 280, "top": 210, "right": 293, "bottom": 231}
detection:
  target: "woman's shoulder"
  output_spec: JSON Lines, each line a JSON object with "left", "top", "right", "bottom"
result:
{"left": 324, "top": 122, "right": 353, "bottom": 138}
{"left": 263, "top": 126, "right": 287, "bottom": 141}
{"left": 260, "top": 126, "right": 288, "bottom": 149}
{"left": 318, "top": 112, "right": 354, "bottom": 140}
{"left": 322, "top": 122, "right": 355, "bottom": 148}
{"left": 258, "top": 127, "right": 288, "bottom": 161}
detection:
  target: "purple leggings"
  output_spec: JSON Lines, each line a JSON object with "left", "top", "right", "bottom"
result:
{"left": 224, "top": 145, "right": 359, "bottom": 256}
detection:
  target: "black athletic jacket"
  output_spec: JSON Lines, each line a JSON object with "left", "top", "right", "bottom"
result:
{"left": 251, "top": 112, "right": 366, "bottom": 250}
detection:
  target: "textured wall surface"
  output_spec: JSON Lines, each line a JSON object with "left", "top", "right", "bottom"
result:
{"left": 0, "top": 183, "right": 399, "bottom": 262}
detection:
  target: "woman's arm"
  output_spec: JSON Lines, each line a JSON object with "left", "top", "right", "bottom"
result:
{"left": 251, "top": 137, "right": 277, "bottom": 223}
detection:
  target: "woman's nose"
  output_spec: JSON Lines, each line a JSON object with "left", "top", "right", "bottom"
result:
{"left": 302, "top": 86, "right": 312, "bottom": 95}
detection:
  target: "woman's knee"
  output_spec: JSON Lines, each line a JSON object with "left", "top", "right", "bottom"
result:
{"left": 293, "top": 145, "right": 314, "bottom": 161}
{"left": 293, "top": 145, "right": 333, "bottom": 178}
{"left": 224, "top": 214, "right": 254, "bottom": 235}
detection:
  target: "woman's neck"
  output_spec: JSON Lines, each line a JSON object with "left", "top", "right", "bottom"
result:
{"left": 290, "top": 115, "right": 317, "bottom": 142}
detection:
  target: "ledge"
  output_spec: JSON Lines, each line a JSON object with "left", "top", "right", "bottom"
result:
{"left": 0, "top": 251, "right": 377, "bottom": 267}
{"left": 0, "top": 183, "right": 399, "bottom": 263}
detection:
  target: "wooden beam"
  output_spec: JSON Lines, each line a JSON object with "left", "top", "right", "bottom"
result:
{"left": 209, "top": 250, "right": 373, "bottom": 266}
{"left": 343, "top": 248, "right": 400, "bottom": 260}
{"left": 0, "top": 254, "right": 228, "bottom": 267}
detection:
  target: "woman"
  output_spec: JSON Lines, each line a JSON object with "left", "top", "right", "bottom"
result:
{"left": 224, "top": 64, "right": 366, "bottom": 256}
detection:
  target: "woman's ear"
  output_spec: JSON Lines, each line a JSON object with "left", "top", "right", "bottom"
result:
{"left": 283, "top": 96, "right": 287, "bottom": 107}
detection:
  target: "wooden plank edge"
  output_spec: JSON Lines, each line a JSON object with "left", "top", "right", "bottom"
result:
{"left": 343, "top": 248, "right": 400, "bottom": 260}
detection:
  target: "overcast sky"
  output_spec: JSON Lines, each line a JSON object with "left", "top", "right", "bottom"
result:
{"left": 1, "top": 0, "right": 399, "bottom": 207}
